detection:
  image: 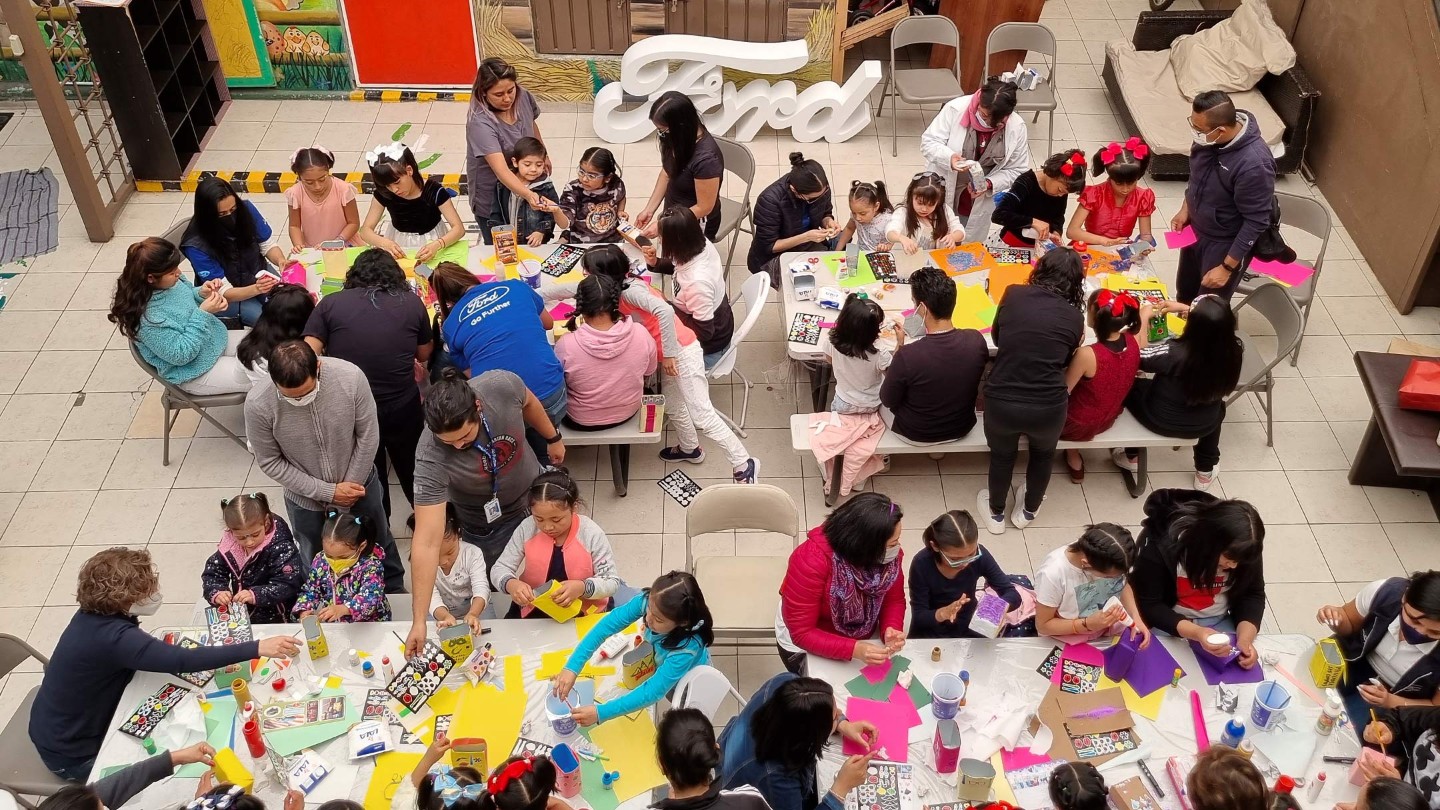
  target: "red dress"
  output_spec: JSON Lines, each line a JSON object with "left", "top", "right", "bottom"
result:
{"left": 1076, "top": 183, "right": 1156, "bottom": 240}
{"left": 1062, "top": 333, "right": 1140, "bottom": 441}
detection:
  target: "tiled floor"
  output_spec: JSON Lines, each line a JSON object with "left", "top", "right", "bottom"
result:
{"left": 2, "top": 0, "right": 1439, "bottom": 732}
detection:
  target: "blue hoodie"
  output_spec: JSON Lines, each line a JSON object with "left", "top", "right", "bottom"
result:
{"left": 1184, "top": 109, "right": 1276, "bottom": 262}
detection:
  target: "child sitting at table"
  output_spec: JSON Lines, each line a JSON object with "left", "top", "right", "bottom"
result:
{"left": 1339, "top": 774, "right": 1429, "bottom": 810}
{"left": 908, "top": 510, "right": 1023, "bottom": 639}
{"left": 37, "top": 742, "right": 217, "bottom": 810}
{"left": 1033, "top": 523, "right": 1150, "bottom": 646}
{"left": 294, "top": 511, "right": 392, "bottom": 623}
{"left": 286, "top": 146, "right": 359, "bottom": 249}
{"left": 495, "top": 137, "right": 560, "bottom": 247}
{"left": 358, "top": 141, "right": 465, "bottom": 263}
{"left": 491, "top": 469, "right": 622, "bottom": 619}
{"left": 390, "top": 732, "right": 487, "bottom": 810}
{"left": 554, "top": 274, "right": 657, "bottom": 430}
{"left": 993, "top": 149, "right": 1087, "bottom": 247}
{"left": 887, "top": 172, "right": 964, "bottom": 254}
{"left": 201, "top": 492, "right": 306, "bottom": 624}
{"left": 553, "top": 570, "right": 714, "bottom": 726}
{"left": 1049, "top": 762, "right": 1108, "bottom": 810}
{"left": 1066, "top": 137, "right": 1156, "bottom": 249}
{"left": 656, "top": 708, "right": 773, "bottom": 810}
{"left": 825, "top": 293, "right": 902, "bottom": 415}
{"left": 554, "top": 146, "right": 627, "bottom": 244}
{"left": 430, "top": 504, "right": 489, "bottom": 634}
{"left": 836, "top": 180, "right": 894, "bottom": 253}
{"left": 1060, "top": 289, "right": 1141, "bottom": 483}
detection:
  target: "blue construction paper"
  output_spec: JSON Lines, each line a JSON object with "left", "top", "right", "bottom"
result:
{"left": 1189, "top": 634, "right": 1265, "bottom": 685}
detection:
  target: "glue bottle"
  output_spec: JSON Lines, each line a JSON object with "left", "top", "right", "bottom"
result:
{"left": 1306, "top": 773, "right": 1326, "bottom": 802}
{"left": 1273, "top": 776, "right": 1296, "bottom": 796}
{"left": 1219, "top": 719, "right": 1245, "bottom": 748}
{"left": 1237, "top": 740, "right": 1255, "bottom": 761}
{"left": 597, "top": 633, "right": 633, "bottom": 661}
{"left": 381, "top": 656, "right": 395, "bottom": 681}
{"left": 1316, "top": 695, "right": 1341, "bottom": 736}
{"left": 958, "top": 671, "right": 970, "bottom": 707}
{"left": 361, "top": 659, "right": 375, "bottom": 679}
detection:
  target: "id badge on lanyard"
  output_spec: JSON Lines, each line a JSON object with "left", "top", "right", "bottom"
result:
{"left": 474, "top": 413, "right": 503, "bottom": 523}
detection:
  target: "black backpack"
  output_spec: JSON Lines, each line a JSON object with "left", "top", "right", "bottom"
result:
{"left": 1251, "top": 196, "right": 1297, "bottom": 264}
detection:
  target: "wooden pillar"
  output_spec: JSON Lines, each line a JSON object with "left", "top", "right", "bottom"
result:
{"left": 930, "top": 0, "right": 1045, "bottom": 92}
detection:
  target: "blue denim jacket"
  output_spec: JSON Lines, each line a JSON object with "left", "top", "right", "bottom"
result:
{"left": 718, "top": 673, "right": 845, "bottom": 810}
{"left": 495, "top": 178, "right": 559, "bottom": 242}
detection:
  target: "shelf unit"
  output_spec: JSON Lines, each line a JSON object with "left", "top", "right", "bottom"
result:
{"left": 78, "top": 0, "right": 226, "bottom": 180}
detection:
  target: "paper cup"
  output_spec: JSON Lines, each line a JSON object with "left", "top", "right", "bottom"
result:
{"left": 519, "top": 259, "right": 543, "bottom": 289}
{"left": 932, "top": 672, "right": 965, "bottom": 720}
{"left": 546, "top": 695, "right": 578, "bottom": 736}
{"left": 1250, "top": 680, "right": 1291, "bottom": 730}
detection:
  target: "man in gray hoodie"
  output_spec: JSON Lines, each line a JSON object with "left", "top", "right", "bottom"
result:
{"left": 1169, "top": 90, "right": 1276, "bottom": 303}
{"left": 245, "top": 339, "right": 405, "bottom": 592}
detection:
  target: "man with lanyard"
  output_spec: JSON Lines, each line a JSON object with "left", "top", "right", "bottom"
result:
{"left": 406, "top": 367, "right": 565, "bottom": 655}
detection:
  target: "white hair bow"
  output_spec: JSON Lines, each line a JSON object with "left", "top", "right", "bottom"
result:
{"left": 365, "top": 141, "right": 407, "bottom": 166}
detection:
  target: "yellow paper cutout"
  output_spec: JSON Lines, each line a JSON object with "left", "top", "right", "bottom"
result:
{"left": 450, "top": 655, "right": 526, "bottom": 759}
{"left": 953, "top": 282, "right": 998, "bottom": 331}
{"left": 537, "top": 649, "right": 616, "bottom": 680}
{"left": 586, "top": 711, "right": 668, "bottom": 801}
{"left": 574, "top": 614, "right": 640, "bottom": 642}
{"left": 1096, "top": 675, "right": 1167, "bottom": 721}
{"left": 989, "top": 753, "right": 1018, "bottom": 804}
{"left": 426, "top": 687, "right": 461, "bottom": 718}
{"left": 324, "top": 675, "right": 343, "bottom": 690}
{"left": 531, "top": 580, "right": 584, "bottom": 622}
{"left": 364, "top": 751, "right": 423, "bottom": 809}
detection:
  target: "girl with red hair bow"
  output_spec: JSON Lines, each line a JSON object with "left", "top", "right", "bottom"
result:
{"left": 1060, "top": 289, "right": 1143, "bottom": 482}
{"left": 1066, "top": 137, "right": 1157, "bottom": 249}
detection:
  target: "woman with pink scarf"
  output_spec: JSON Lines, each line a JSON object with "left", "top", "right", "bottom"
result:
{"left": 919, "top": 78, "right": 1032, "bottom": 236}
{"left": 775, "top": 493, "right": 908, "bottom": 675}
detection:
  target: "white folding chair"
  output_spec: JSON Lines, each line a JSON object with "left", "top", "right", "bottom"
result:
{"left": 879, "top": 15, "right": 964, "bottom": 157}
{"left": 713, "top": 137, "right": 757, "bottom": 273}
{"left": 1228, "top": 282, "right": 1305, "bottom": 446}
{"left": 706, "top": 272, "right": 771, "bottom": 437}
{"left": 985, "top": 23, "right": 1059, "bottom": 155}
{"left": 673, "top": 664, "right": 747, "bottom": 721}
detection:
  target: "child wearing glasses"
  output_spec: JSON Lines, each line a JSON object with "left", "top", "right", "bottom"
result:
{"left": 887, "top": 172, "right": 965, "bottom": 254}
{"left": 908, "top": 510, "right": 1023, "bottom": 638}
{"left": 554, "top": 146, "right": 627, "bottom": 244}
{"left": 201, "top": 492, "right": 306, "bottom": 624}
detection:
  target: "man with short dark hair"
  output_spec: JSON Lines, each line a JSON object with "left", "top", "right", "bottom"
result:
{"left": 1170, "top": 90, "right": 1276, "bottom": 302}
{"left": 879, "top": 268, "right": 989, "bottom": 444}
{"left": 245, "top": 339, "right": 405, "bottom": 591}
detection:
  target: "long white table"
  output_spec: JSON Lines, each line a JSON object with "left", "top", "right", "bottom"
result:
{"left": 808, "top": 634, "right": 1361, "bottom": 810}
{"left": 91, "top": 620, "right": 652, "bottom": 809}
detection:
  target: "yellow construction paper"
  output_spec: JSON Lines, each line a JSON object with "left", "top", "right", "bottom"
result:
{"left": 324, "top": 676, "right": 343, "bottom": 690}
{"left": 364, "top": 751, "right": 422, "bottom": 809}
{"left": 573, "top": 614, "right": 639, "bottom": 643}
{"left": 953, "top": 282, "right": 998, "bottom": 331}
{"left": 531, "top": 580, "right": 584, "bottom": 622}
{"left": 1096, "top": 675, "right": 1167, "bottom": 721}
{"left": 481, "top": 247, "right": 543, "bottom": 273}
{"left": 537, "top": 649, "right": 616, "bottom": 680}
{"left": 585, "top": 710, "right": 668, "bottom": 801}
{"left": 990, "top": 753, "right": 1018, "bottom": 804}
{"left": 450, "top": 655, "right": 526, "bottom": 759}
{"left": 426, "top": 687, "right": 461, "bottom": 718}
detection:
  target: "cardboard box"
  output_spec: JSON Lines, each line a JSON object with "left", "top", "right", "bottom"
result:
{"left": 1109, "top": 776, "right": 1162, "bottom": 810}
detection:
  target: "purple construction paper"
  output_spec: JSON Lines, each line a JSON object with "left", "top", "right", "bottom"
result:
{"left": 1103, "top": 633, "right": 1185, "bottom": 696}
{"left": 1189, "top": 634, "right": 1266, "bottom": 685}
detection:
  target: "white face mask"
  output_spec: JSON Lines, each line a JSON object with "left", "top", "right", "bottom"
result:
{"left": 131, "top": 592, "right": 163, "bottom": 616}
{"left": 1192, "top": 127, "right": 1219, "bottom": 147}
{"left": 882, "top": 545, "right": 900, "bottom": 564}
{"left": 282, "top": 383, "right": 319, "bottom": 407}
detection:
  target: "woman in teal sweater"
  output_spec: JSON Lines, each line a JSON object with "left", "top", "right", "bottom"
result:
{"left": 109, "top": 237, "right": 254, "bottom": 395}
{"left": 552, "top": 571, "right": 713, "bottom": 725}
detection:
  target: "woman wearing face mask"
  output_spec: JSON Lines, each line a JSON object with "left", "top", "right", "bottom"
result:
{"left": 1318, "top": 571, "right": 1440, "bottom": 742}
{"left": 466, "top": 58, "right": 548, "bottom": 242}
{"left": 181, "top": 175, "right": 289, "bottom": 327}
{"left": 1129, "top": 490, "right": 1265, "bottom": 669}
{"left": 747, "top": 152, "right": 838, "bottom": 286}
{"left": 920, "top": 77, "right": 1031, "bottom": 235}
{"left": 775, "top": 493, "right": 908, "bottom": 674}
{"left": 635, "top": 91, "right": 724, "bottom": 241}
{"left": 29, "top": 548, "right": 300, "bottom": 782}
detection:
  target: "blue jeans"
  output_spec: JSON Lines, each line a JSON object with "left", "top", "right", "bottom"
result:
{"left": 49, "top": 756, "right": 95, "bottom": 782}
{"left": 703, "top": 350, "right": 725, "bottom": 371}
{"left": 220, "top": 296, "right": 266, "bottom": 327}
{"left": 526, "top": 385, "right": 568, "bottom": 465}
{"left": 285, "top": 468, "right": 406, "bottom": 592}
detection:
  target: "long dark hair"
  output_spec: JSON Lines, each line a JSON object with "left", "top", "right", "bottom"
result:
{"left": 581, "top": 244, "right": 632, "bottom": 285}
{"left": 193, "top": 175, "right": 258, "bottom": 261}
{"left": 657, "top": 206, "right": 707, "bottom": 266}
{"left": 109, "top": 237, "right": 184, "bottom": 339}
{"left": 1088, "top": 289, "right": 1141, "bottom": 337}
{"left": 785, "top": 152, "right": 829, "bottom": 195}
{"left": 1404, "top": 571, "right": 1440, "bottom": 620}
{"left": 1069, "top": 523, "right": 1135, "bottom": 576}
{"left": 752, "top": 675, "right": 836, "bottom": 771}
{"left": 237, "top": 284, "right": 314, "bottom": 370}
{"left": 477, "top": 756, "right": 555, "bottom": 810}
{"left": 646, "top": 571, "right": 715, "bottom": 651}
{"left": 573, "top": 274, "right": 622, "bottom": 325}
{"left": 345, "top": 248, "right": 410, "bottom": 295}
{"left": 1171, "top": 498, "right": 1263, "bottom": 591}
{"left": 432, "top": 260, "right": 481, "bottom": 323}
{"left": 473, "top": 57, "right": 520, "bottom": 108}
{"left": 823, "top": 492, "right": 903, "bottom": 567}
{"left": 1028, "top": 248, "right": 1086, "bottom": 310}
{"left": 902, "top": 172, "right": 949, "bottom": 242}
{"left": 828, "top": 293, "right": 884, "bottom": 360}
{"left": 1174, "top": 295, "right": 1242, "bottom": 405}
{"left": 657, "top": 708, "right": 720, "bottom": 790}
{"left": 651, "top": 90, "right": 703, "bottom": 178}
{"left": 370, "top": 145, "right": 427, "bottom": 195}
{"left": 1362, "top": 778, "right": 1429, "bottom": 810}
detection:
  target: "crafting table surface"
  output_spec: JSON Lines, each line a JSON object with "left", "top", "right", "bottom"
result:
{"left": 92, "top": 620, "right": 656, "bottom": 810}
{"left": 808, "top": 634, "right": 1361, "bottom": 810}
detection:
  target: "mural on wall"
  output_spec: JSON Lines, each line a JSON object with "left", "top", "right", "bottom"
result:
{"left": 256, "top": 0, "right": 352, "bottom": 91}
{"left": 200, "top": 0, "right": 274, "bottom": 86}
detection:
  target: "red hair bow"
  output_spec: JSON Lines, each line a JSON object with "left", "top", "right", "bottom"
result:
{"left": 1095, "top": 289, "right": 1137, "bottom": 316}
{"left": 1100, "top": 142, "right": 1123, "bottom": 165}
{"left": 1125, "top": 136, "right": 1149, "bottom": 159}
{"left": 488, "top": 756, "right": 535, "bottom": 794}
{"left": 1059, "top": 152, "right": 1086, "bottom": 177}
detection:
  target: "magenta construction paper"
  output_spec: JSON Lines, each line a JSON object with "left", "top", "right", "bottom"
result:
{"left": 842, "top": 697, "right": 911, "bottom": 762}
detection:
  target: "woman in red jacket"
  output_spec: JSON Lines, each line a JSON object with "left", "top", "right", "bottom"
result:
{"left": 776, "top": 493, "right": 908, "bottom": 674}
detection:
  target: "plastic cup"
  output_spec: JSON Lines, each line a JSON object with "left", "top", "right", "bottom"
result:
{"left": 518, "top": 259, "right": 543, "bottom": 289}
{"left": 1250, "top": 680, "right": 1291, "bottom": 730}
{"left": 932, "top": 672, "right": 966, "bottom": 720}
{"left": 546, "top": 694, "right": 578, "bottom": 736}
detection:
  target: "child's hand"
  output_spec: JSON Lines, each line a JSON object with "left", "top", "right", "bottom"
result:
{"left": 552, "top": 669, "right": 577, "bottom": 701}
{"left": 283, "top": 789, "right": 305, "bottom": 810}
{"left": 234, "top": 590, "right": 255, "bottom": 605}
{"left": 258, "top": 635, "right": 301, "bottom": 659}
{"left": 465, "top": 614, "right": 483, "bottom": 635}
{"left": 1131, "top": 620, "right": 1152, "bottom": 649}
{"left": 662, "top": 357, "right": 679, "bottom": 377}
{"left": 898, "top": 237, "right": 918, "bottom": 255}
{"left": 201, "top": 278, "right": 227, "bottom": 294}
{"left": 506, "top": 580, "right": 536, "bottom": 607}
{"left": 316, "top": 604, "right": 351, "bottom": 622}
{"left": 937, "top": 233, "right": 957, "bottom": 249}
{"left": 416, "top": 241, "right": 440, "bottom": 263}
{"left": 200, "top": 291, "right": 230, "bottom": 314}
{"left": 640, "top": 245, "right": 658, "bottom": 266}
{"left": 877, "top": 241, "right": 893, "bottom": 252}
{"left": 428, "top": 731, "right": 455, "bottom": 756}
{"left": 435, "top": 611, "right": 458, "bottom": 629}
{"left": 551, "top": 580, "right": 586, "bottom": 607}
{"left": 1084, "top": 605, "right": 1127, "bottom": 632}
{"left": 1138, "top": 303, "right": 1154, "bottom": 324}
{"left": 526, "top": 231, "right": 545, "bottom": 247}
{"left": 171, "top": 741, "right": 216, "bottom": 767}
{"left": 571, "top": 705, "right": 599, "bottom": 727}
{"left": 196, "top": 769, "right": 215, "bottom": 797}
{"left": 935, "top": 595, "right": 971, "bottom": 624}
{"left": 213, "top": 591, "right": 232, "bottom": 607}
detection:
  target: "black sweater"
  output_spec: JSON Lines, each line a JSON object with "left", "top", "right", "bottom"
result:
{"left": 879, "top": 329, "right": 989, "bottom": 442}
{"left": 91, "top": 752, "right": 176, "bottom": 807}
{"left": 30, "top": 611, "right": 259, "bottom": 770}
{"left": 1129, "top": 489, "right": 1267, "bottom": 636}
{"left": 1371, "top": 704, "right": 1440, "bottom": 806}
{"left": 907, "top": 546, "right": 1021, "bottom": 638}
{"left": 992, "top": 170, "right": 1068, "bottom": 245}
{"left": 652, "top": 782, "right": 776, "bottom": 810}
{"left": 746, "top": 178, "right": 835, "bottom": 274}
{"left": 985, "top": 285, "right": 1083, "bottom": 406}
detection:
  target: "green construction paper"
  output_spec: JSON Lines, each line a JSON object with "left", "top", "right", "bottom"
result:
{"left": 417, "top": 152, "right": 442, "bottom": 170}
{"left": 821, "top": 255, "right": 879, "bottom": 288}
{"left": 262, "top": 687, "right": 357, "bottom": 757}
{"left": 906, "top": 676, "right": 931, "bottom": 710}
{"left": 341, "top": 241, "right": 469, "bottom": 270}
{"left": 96, "top": 764, "right": 128, "bottom": 780}
{"left": 390, "top": 123, "right": 411, "bottom": 142}
{"left": 177, "top": 696, "right": 238, "bottom": 777}
{"left": 579, "top": 755, "right": 621, "bottom": 810}
{"left": 844, "top": 655, "right": 912, "bottom": 701}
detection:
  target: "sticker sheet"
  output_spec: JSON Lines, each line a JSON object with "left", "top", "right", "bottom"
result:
{"left": 205, "top": 603, "right": 253, "bottom": 645}
{"left": 384, "top": 642, "right": 456, "bottom": 714}
{"left": 844, "top": 762, "right": 914, "bottom": 810}
{"left": 657, "top": 470, "right": 702, "bottom": 507}
{"left": 1069, "top": 728, "right": 1139, "bottom": 759}
{"left": 363, "top": 688, "right": 420, "bottom": 745}
{"left": 1036, "top": 647, "right": 1063, "bottom": 680}
{"left": 174, "top": 638, "right": 214, "bottom": 688}
{"left": 1059, "top": 659, "right": 1103, "bottom": 694}
{"left": 541, "top": 244, "right": 586, "bottom": 277}
{"left": 788, "top": 313, "right": 824, "bottom": 345}
{"left": 118, "top": 683, "right": 188, "bottom": 739}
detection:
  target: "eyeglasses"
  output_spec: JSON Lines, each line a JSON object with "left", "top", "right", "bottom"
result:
{"left": 577, "top": 166, "right": 605, "bottom": 181}
{"left": 940, "top": 548, "right": 984, "bottom": 568}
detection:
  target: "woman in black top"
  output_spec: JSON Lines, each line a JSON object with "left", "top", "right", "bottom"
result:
{"left": 992, "top": 150, "right": 1087, "bottom": 247}
{"left": 747, "top": 152, "right": 838, "bottom": 285}
{"left": 636, "top": 91, "right": 725, "bottom": 241}
{"left": 1117, "top": 294, "right": 1242, "bottom": 491}
{"left": 980, "top": 248, "right": 1085, "bottom": 534}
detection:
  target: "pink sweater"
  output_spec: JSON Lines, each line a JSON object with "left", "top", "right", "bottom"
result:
{"left": 780, "top": 527, "right": 907, "bottom": 661}
{"left": 554, "top": 319, "right": 657, "bottom": 427}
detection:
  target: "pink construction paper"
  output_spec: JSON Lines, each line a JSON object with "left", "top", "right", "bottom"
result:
{"left": 859, "top": 660, "right": 893, "bottom": 685}
{"left": 886, "top": 683, "right": 922, "bottom": 726}
{"left": 476, "top": 274, "right": 498, "bottom": 283}
{"left": 842, "top": 697, "right": 911, "bottom": 762}
{"left": 819, "top": 321, "right": 837, "bottom": 329}
{"left": 1001, "top": 745, "right": 1053, "bottom": 771}
{"left": 549, "top": 302, "right": 576, "bottom": 320}
{"left": 1110, "top": 634, "right": 1186, "bottom": 696}
{"left": 1249, "top": 259, "right": 1316, "bottom": 287}
{"left": 1164, "top": 226, "right": 1198, "bottom": 249}
{"left": 1050, "top": 643, "right": 1106, "bottom": 685}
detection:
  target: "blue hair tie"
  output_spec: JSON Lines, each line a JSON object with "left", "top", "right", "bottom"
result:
{"left": 430, "top": 766, "right": 486, "bottom": 807}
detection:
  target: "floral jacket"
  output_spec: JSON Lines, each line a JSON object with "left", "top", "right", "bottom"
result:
{"left": 293, "top": 547, "right": 392, "bottom": 622}
{"left": 199, "top": 516, "right": 306, "bottom": 624}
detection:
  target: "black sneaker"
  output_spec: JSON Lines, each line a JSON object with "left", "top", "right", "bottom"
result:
{"left": 733, "top": 459, "right": 759, "bottom": 484}
{"left": 659, "top": 445, "right": 706, "bottom": 463}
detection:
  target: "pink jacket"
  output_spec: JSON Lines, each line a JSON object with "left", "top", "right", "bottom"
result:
{"left": 780, "top": 527, "right": 907, "bottom": 661}
{"left": 807, "top": 411, "right": 885, "bottom": 497}
{"left": 554, "top": 318, "right": 657, "bottom": 426}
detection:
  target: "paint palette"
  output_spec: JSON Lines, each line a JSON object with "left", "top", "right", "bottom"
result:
{"left": 118, "top": 683, "right": 188, "bottom": 739}
{"left": 363, "top": 688, "right": 420, "bottom": 745}
{"left": 988, "top": 246, "right": 1034, "bottom": 265}
{"left": 1059, "top": 659, "right": 1103, "bottom": 694}
{"left": 174, "top": 638, "right": 214, "bottom": 688}
{"left": 657, "top": 470, "right": 703, "bottom": 507}
{"left": 788, "top": 312, "right": 824, "bottom": 345}
{"left": 204, "top": 603, "right": 253, "bottom": 645}
{"left": 1036, "top": 646, "right": 1063, "bottom": 679}
{"left": 844, "top": 762, "right": 914, "bottom": 810}
{"left": 384, "top": 641, "right": 456, "bottom": 713}
{"left": 541, "top": 244, "right": 585, "bottom": 277}
{"left": 1069, "top": 728, "right": 1139, "bottom": 759}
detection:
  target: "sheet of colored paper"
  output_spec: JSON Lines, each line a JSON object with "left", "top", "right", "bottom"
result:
{"left": 177, "top": 696, "right": 237, "bottom": 776}
{"left": 579, "top": 755, "right": 621, "bottom": 810}
{"left": 987, "top": 263, "right": 1032, "bottom": 305}
{"left": 821, "top": 255, "right": 879, "bottom": 288}
{"left": 841, "top": 697, "right": 911, "bottom": 762}
{"left": 425, "top": 686, "right": 461, "bottom": 718}
{"left": 1000, "top": 744, "right": 1053, "bottom": 771}
{"left": 550, "top": 302, "right": 576, "bottom": 321}
{"left": 1164, "top": 226, "right": 1198, "bottom": 249}
{"left": 450, "top": 655, "right": 526, "bottom": 760}
{"left": 573, "top": 613, "right": 638, "bottom": 642}
{"left": 585, "top": 711, "right": 669, "bottom": 800}
{"left": 929, "top": 243, "right": 997, "bottom": 276}
{"left": 481, "top": 247, "right": 543, "bottom": 272}
{"left": 906, "top": 674, "right": 931, "bottom": 711}
{"left": 886, "top": 682, "right": 922, "bottom": 726}
{"left": 991, "top": 753, "right": 1020, "bottom": 805}
{"left": 1100, "top": 637, "right": 1186, "bottom": 696}
{"left": 844, "top": 655, "right": 909, "bottom": 701}
{"left": 264, "top": 687, "right": 357, "bottom": 756}
{"left": 1250, "top": 259, "right": 1316, "bottom": 287}
{"left": 1188, "top": 634, "right": 1265, "bottom": 685}
{"left": 537, "top": 649, "right": 616, "bottom": 680}
{"left": 364, "top": 751, "right": 422, "bottom": 809}
{"left": 954, "top": 282, "right": 998, "bottom": 330}
{"left": 859, "top": 659, "right": 893, "bottom": 684}
{"left": 1096, "top": 674, "right": 1166, "bottom": 721}
{"left": 1050, "top": 643, "right": 1105, "bottom": 685}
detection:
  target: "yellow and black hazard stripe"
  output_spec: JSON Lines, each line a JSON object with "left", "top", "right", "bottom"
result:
{"left": 136, "top": 170, "right": 468, "bottom": 195}
{"left": 347, "top": 90, "right": 472, "bottom": 103}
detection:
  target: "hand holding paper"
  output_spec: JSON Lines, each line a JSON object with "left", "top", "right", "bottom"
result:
{"left": 1163, "top": 227, "right": 1198, "bottom": 250}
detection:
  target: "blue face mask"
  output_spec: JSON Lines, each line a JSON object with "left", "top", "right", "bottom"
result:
{"left": 1401, "top": 617, "right": 1433, "bottom": 645}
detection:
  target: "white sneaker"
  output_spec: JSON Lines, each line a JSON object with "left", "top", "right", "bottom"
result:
{"left": 1011, "top": 484, "right": 1040, "bottom": 529}
{"left": 1194, "top": 467, "right": 1217, "bottom": 492}
{"left": 1111, "top": 448, "right": 1139, "bottom": 474}
{"left": 976, "top": 489, "right": 1006, "bottom": 535}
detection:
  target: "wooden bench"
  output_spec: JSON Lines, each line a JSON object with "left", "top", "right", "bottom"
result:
{"left": 790, "top": 411, "right": 1198, "bottom": 506}
{"left": 562, "top": 410, "right": 664, "bottom": 497}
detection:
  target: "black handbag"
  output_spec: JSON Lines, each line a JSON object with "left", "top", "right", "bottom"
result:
{"left": 1251, "top": 196, "right": 1297, "bottom": 264}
